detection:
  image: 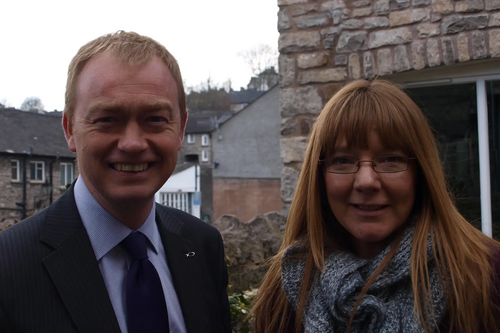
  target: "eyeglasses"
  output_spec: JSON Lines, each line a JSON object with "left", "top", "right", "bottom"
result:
{"left": 319, "top": 155, "right": 416, "bottom": 174}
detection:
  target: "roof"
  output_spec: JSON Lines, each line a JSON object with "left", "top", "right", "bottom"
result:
{"left": 185, "top": 110, "right": 234, "bottom": 134}
{"left": 228, "top": 89, "right": 266, "bottom": 104}
{"left": 0, "top": 108, "right": 75, "bottom": 158}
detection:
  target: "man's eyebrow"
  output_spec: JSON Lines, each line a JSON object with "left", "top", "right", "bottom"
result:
{"left": 87, "top": 101, "right": 174, "bottom": 115}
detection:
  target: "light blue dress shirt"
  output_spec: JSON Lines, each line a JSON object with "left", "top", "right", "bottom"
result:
{"left": 74, "top": 177, "right": 187, "bottom": 333}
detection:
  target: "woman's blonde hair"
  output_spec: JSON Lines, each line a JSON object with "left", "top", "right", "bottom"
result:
{"left": 252, "top": 79, "right": 499, "bottom": 333}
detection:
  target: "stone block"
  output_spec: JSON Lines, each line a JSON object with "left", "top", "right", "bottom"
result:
{"left": 364, "top": 17, "right": 390, "bottom": 29}
{"left": 377, "top": 49, "right": 394, "bottom": 75}
{"left": 442, "top": 15, "right": 488, "bottom": 34}
{"left": 298, "top": 68, "right": 348, "bottom": 84}
{"left": 431, "top": 14, "right": 442, "bottom": 23}
{"left": 433, "top": 1, "right": 454, "bottom": 14}
{"left": 321, "top": 0, "right": 346, "bottom": 11}
{"left": 281, "top": 166, "right": 300, "bottom": 203}
{"left": 486, "top": 0, "right": 500, "bottom": 10}
{"left": 374, "top": 0, "right": 390, "bottom": 14}
{"left": 281, "top": 117, "right": 298, "bottom": 136}
{"left": 343, "top": 19, "right": 364, "bottom": 30}
{"left": 281, "top": 86, "right": 323, "bottom": 117}
{"left": 334, "top": 54, "right": 348, "bottom": 65}
{"left": 279, "top": 54, "right": 295, "bottom": 87}
{"left": 281, "top": 137, "right": 308, "bottom": 163}
{"left": 349, "top": 53, "right": 362, "bottom": 79}
{"left": 320, "top": 27, "right": 342, "bottom": 38}
{"left": 278, "top": 0, "right": 308, "bottom": 5}
{"left": 413, "top": 0, "right": 431, "bottom": 6}
{"left": 297, "top": 51, "right": 330, "bottom": 69}
{"left": 368, "top": 28, "right": 412, "bottom": 49}
{"left": 455, "top": 1, "right": 485, "bottom": 12}
{"left": 442, "top": 37, "right": 456, "bottom": 65}
{"left": 489, "top": 30, "right": 500, "bottom": 57}
{"left": 427, "top": 38, "right": 442, "bottom": 67}
{"left": 278, "top": 9, "right": 292, "bottom": 32}
{"left": 352, "top": 7, "right": 372, "bottom": 17}
{"left": 418, "top": 23, "right": 441, "bottom": 38}
{"left": 364, "top": 51, "right": 376, "bottom": 77}
{"left": 294, "top": 14, "right": 330, "bottom": 29}
{"left": 394, "top": 45, "right": 411, "bottom": 72}
{"left": 411, "top": 41, "right": 426, "bottom": 70}
{"left": 389, "top": 8, "right": 428, "bottom": 27}
{"left": 457, "top": 33, "right": 470, "bottom": 62}
{"left": 472, "top": 31, "right": 487, "bottom": 59}
{"left": 390, "top": 0, "right": 410, "bottom": 10}
{"left": 279, "top": 31, "right": 321, "bottom": 53}
{"left": 489, "top": 12, "right": 500, "bottom": 27}
{"left": 353, "top": 0, "right": 371, "bottom": 7}
{"left": 324, "top": 38, "right": 335, "bottom": 49}
{"left": 300, "top": 117, "right": 315, "bottom": 135}
{"left": 290, "top": 3, "right": 319, "bottom": 16}
{"left": 336, "top": 32, "right": 367, "bottom": 53}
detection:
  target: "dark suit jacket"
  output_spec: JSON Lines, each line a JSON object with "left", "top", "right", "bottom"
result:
{"left": 0, "top": 185, "right": 232, "bottom": 333}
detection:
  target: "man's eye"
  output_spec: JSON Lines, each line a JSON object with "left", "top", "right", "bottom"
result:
{"left": 148, "top": 116, "right": 166, "bottom": 123}
{"left": 96, "top": 117, "right": 113, "bottom": 123}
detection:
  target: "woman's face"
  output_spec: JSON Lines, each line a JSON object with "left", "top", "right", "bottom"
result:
{"left": 323, "top": 131, "right": 417, "bottom": 258}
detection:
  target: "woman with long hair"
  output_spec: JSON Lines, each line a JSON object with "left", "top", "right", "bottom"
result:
{"left": 252, "top": 79, "right": 500, "bottom": 333}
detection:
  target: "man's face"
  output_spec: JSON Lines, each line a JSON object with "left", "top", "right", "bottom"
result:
{"left": 63, "top": 51, "right": 185, "bottom": 212}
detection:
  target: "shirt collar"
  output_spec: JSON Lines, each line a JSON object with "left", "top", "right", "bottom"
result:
{"left": 74, "top": 177, "right": 160, "bottom": 261}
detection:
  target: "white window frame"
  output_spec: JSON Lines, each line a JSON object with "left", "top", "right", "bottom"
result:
{"left": 160, "top": 192, "right": 192, "bottom": 214}
{"left": 30, "top": 161, "right": 45, "bottom": 182}
{"left": 60, "top": 162, "right": 74, "bottom": 187}
{"left": 201, "top": 134, "right": 209, "bottom": 146}
{"left": 187, "top": 134, "right": 195, "bottom": 144}
{"left": 11, "top": 160, "right": 20, "bottom": 181}
{"left": 201, "top": 150, "right": 209, "bottom": 162}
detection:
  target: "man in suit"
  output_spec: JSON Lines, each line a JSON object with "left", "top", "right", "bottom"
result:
{"left": 0, "top": 31, "right": 232, "bottom": 333}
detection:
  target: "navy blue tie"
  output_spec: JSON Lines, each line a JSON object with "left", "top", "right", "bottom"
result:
{"left": 121, "top": 232, "right": 169, "bottom": 333}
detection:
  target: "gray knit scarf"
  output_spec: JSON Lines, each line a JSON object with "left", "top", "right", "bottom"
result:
{"left": 281, "top": 226, "right": 446, "bottom": 333}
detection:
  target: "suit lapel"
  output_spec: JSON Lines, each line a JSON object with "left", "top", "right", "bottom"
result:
{"left": 156, "top": 207, "right": 217, "bottom": 333}
{"left": 40, "top": 186, "right": 121, "bottom": 333}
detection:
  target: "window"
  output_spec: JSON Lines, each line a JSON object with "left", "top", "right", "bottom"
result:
{"left": 30, "top": 161, "right": 45, "bottom": 182}
{"left": 201, "top": 150, "right": 209, "bottom": 162}
{"left": 201, "top": 134, "right": 209, "bottom": 146}
{"left": 187, "top": 134, "right": 195, "bottom": 144}
{"left": 160, "top": 192, "right": 192, "bottom": 214}
{"left": 11, "top": 160, "right": 20, "bottom": 181}
{"left": 60, "top": 162, "right": 74, "bottom": 187}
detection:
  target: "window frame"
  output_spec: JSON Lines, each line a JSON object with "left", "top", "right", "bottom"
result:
{"left": 187, "top": 134, "right": 195, "bottom": 144}
{"left": 201, "top": 134, "right": 209, "bottom": 146}
{"left": 11, "top": 159, "right": 20, "bottom": 182}
{"left": 201, "top": 150, "right": 209, "bottom": 162}
{"left": 29, "top": 161, "right": 45, "bottom": 183}
{"left": 60, "top": 162, "right": 74, "bottom": 187}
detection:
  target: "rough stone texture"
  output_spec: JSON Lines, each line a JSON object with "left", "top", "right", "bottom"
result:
{"left": 442, "top": 37, "right": 456, "bottom": 65}
{"left": 427, "top": 38, "right": 442, "bottom": 66}
{"left": 368, "top": 28, "right": 413, "bottom": 48}
{"left": 377, "top": 49, "right": 394, "bottom": 75}
{"left": 433, "top": 1, "right": 454, "bottom": 15}
{"left": 321, "top": 0, "right": 346, "bottom": 11}
{"left": 472, "top": 31, "right": 487, "bottom": 59}
{"left": 390, "top": 0, "right": 410, "bottom": 10}
{"left": 300, "top": 117, "right": 315, "bottom": 135}
{"left": 486, "top": 0, "right": 500, "bottom": 11}
{"left": 490, "top": 30, "right": 500, "bottom": 57}
{"left": 298, "top": 67, "right": 348, "bottom": 84}
{"left": 489, "top": 12, "right": 500, "bottom": 27}
{"left": 343, "top": 19, "right": 364, "bottom": 30}
{"left": 455, "top": 1, "right": 485, "bottom": 13}
{"left": 297, "top": 51, "right": 330, "bottom": 69}
{"left": 321, "top": 27, "right": 341, "bottom": 50}
{"left": 457, "top": 33, "right": 471, "bottom": 62}
{"left": 349, "top": 53, "right": 362, "bottom": 79}
{"left": 279, "top": 31, "right": 321, "bottom": 53}
{"left": 442, "top": 15, "right": 488, "bottom": 34}
{"left": 389, "top": 8, "right": 429, "bottom": 27}
{"left": 431, "top": 13, "right": 442, "bottom": 22}
{"left": 364, "top": 17, "right": 390, "bottom": 29}
{"left": 418, "top": 23, "right": 441, "bottom": 37}
{"left": 281, "top": 117, "right": 298, "bottom": 136}
{"left": 281, "top": 136, "right": 308, "bottom": 163}
{"left": 278, "top": 9, "right": 292, "bottom": 32}
{"left": 278, "top": 0, "right": 308, "bottom": 4}
{"left": 364, "top": 51, "right": 376, "bottom": 77}
{"left": 352, "top": 7, "right": 372, "bottom": 17}
{"left": 374, "top": 0, "right": 390, "bottom": 14}
{"left": 294, "top": 14, "right": 330, "bottom": 29}
{"left": 336, "top": 32, "right": 367, "bottom": 53}
{"left": 290, "top": 3, "right": 319, "bottom": 16}
{"left": 279, "top": 54, "right": 295, "bottom": 88}
{"left": 413, "top": 0, "right": 431, "bottom": 6}
{"left": 334, "top": 54, "right": 348, "bottom": 65}
{"left": 394, "top": 45, "right": 411, "bottom": 71}
{"left": 353, "top": 0, "right": 371, "bottom": 7}
{"left": 281, "top": 166, "right": 299, "bottom": 203}
{"left": 281, "top": 86, "right": 323, "bottom": 117}
{"left": 411, "top": 41, "right": 426, "bottom": 69}
{"left": 213, "top": 212, "right": 286, "bottom": 292}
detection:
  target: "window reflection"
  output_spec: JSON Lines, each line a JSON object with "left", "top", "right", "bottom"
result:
{"left": 487, "top": 81, "right": 500, "bottom": 239}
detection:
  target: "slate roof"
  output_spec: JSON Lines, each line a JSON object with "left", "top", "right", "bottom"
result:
{"left": 228, "top": 89, "right": 266, "bottom": 104}
{"left": 0, "top": 108, "right": 75, "bottom": 158}
{"left": 185, "top": 110, "right": 233, "bottom": 134}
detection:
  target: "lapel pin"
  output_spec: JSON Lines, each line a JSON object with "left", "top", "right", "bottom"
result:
{"left": 185, "top": 252, "right": 195, "bottom": 257}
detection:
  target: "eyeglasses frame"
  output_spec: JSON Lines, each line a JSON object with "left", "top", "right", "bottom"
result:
{"left": 319, "top": 155, "right": 417, "bottom": 174}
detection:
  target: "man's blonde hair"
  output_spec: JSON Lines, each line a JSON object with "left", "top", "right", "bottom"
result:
{"left": 64, "top": 30, "right": 186, "bottom": 124}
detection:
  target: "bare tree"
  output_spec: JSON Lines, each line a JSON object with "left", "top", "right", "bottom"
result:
{"left": 20, "top": 97, "right": 44, "bottom": 112}
{"left": 238, "top": 44, "right": 278, "bottom": 77}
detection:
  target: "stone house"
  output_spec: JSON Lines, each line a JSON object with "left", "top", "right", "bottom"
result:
{"left": 278, "top": 0, "right": 500, "bottom": 237}
{"left": 212, "top": 85, "right": 283, "bottom": 222}
{"left": 0, "top": 108, "right": 76, "bottom": 229}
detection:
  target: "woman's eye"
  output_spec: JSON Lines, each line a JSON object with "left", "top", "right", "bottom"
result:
{"left": 331, "top": 157, "right": 355, "bottom": 165}
{"left": 383, "top": 156, "right": 405, "bottom": 163}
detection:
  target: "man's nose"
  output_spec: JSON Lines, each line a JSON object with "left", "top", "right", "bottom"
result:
{"left": 118, "top": 123, "right": 148, "bottom": 153}
{"left": 353, "top": 162, "right": 381, "bottom": 192}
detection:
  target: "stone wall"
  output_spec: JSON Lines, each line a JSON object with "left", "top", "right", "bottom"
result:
{"left": 278, "top": 0, "right": 500, "bottom": 212}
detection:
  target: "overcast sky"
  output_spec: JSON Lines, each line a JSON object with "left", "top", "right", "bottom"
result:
{"left": 0, "top": 0, "right": 279, "bottom": 111}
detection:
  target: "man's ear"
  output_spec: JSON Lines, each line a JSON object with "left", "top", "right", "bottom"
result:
{"left": 62, "top": 113, "right": 77, "bottom": 153}
{"left": 178, "top": 111, "right": 188, "bottom": 151}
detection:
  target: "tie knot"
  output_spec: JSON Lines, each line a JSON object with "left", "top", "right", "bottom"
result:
{"left": 121, "top": 232, "right": 149, "bottom": 260}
